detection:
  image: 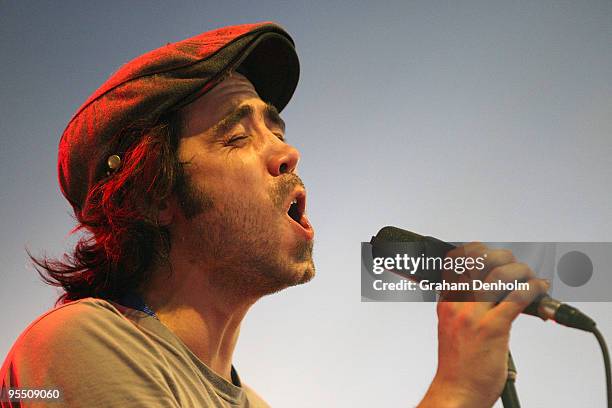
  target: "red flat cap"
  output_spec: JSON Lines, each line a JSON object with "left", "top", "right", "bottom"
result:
{"left": 58, "top": 22, "right": 299, "bottom": 214}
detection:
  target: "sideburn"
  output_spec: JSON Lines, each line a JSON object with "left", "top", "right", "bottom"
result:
{"left": 174, "top": 166, "right": 214, "bottom": 219}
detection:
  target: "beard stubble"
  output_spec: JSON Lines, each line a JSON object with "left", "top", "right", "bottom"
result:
{"left": 174, "top": 171, "right": 315, "bottom": 297}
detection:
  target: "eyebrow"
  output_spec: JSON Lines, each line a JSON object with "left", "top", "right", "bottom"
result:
{"left": 264, "top": 103, "right": 286, "bottom": 133}
{"left": 211, "top": 104, "right": 253, "bottom": 137}
{"left": 211, "top": 102, "right": 286, "bottom": 138}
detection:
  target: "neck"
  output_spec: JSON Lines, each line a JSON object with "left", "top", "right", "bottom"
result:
{"left": 143, "top": 255, "right": 257, "bottom": 382}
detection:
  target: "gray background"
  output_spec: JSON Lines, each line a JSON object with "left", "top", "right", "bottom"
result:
{"left": 1, "top": 1, "right": 611, "bottom": 407}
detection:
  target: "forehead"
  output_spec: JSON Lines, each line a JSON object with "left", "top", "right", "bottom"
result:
{"left": 180, "top": 72, "right": 261, "bottom": 137}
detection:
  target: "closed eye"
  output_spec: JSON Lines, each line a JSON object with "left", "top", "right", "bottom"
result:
{"left": 224, "top": 135, "right": 249, "bottom": 146}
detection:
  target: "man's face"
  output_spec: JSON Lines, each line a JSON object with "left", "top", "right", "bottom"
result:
{"left": 171, "top": 73, "right": 315, "bottom": 297}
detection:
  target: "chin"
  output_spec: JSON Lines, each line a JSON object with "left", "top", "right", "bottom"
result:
{"left": 261, "top": 261, "right": 315, "bottom": 296}
{"left": 297, "top": 262, "right": 316, "bottom": 284}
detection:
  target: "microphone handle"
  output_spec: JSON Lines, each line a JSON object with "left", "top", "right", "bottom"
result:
{"left": 524, "top": 295, "right": 595, "bottom": 332}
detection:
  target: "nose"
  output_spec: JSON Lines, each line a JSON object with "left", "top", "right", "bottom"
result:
{"left": 267, "top": 142, "right": 300, "bottom": 176}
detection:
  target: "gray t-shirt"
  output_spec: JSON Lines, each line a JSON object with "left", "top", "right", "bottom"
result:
{"left": 1, "top": 298, "right": 270, "bottom": 407}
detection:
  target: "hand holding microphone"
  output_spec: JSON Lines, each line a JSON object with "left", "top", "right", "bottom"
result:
{"left": 370, "top": 226, "right": 595, "bottom": 331}
{"left": 372, "top": 226, "right": 609, "bottom": 408}
{"left": 417, "top": 242, "right": 549, "bottom": 408}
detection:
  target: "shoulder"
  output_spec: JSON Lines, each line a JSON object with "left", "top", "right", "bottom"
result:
{"left": 7, "top": 298, "right": 132, "bottom": 355}
{"left": 2, "top": 298, "right": 141, "bottom": 369}
{"left": 1, "top": 298, "right": 179, "bottom": 405}
{"left": 1, "top": 297, "right": 159, "bottom": 382}
{"left": 26, "top": 297, "right": 124, "bottom": 329}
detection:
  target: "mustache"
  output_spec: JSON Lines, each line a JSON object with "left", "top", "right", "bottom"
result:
{"left": 270, "top": 173, "right": 305, "bottom": 210}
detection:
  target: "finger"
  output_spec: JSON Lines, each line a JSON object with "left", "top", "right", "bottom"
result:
{"left": 443, "top": 242, "right": 488, "bottom": 281}
{"left": 476, "top": 248, "right": 516, "bottom": 280}
{"left": 489, "top": 278, "right": 550, "bottom": 322}
{"left": 462, "top": 247, "right": 516, "bottom": 281}
{"left": 445, "top": 245, "right": 515, "bottom": 280}
{"left": 474, "top": 262, "right": 536, "bottom": 304}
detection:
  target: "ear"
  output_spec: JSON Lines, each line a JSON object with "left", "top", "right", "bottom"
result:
{"left": 157, "top": 197, "right": 175, "bottom": 226}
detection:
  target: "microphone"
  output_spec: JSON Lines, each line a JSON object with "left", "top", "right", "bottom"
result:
{"left": 370, "top": 226, "right": 596, "bottom": 332}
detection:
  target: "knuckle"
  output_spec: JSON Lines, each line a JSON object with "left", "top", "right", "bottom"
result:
{"left": 487, "top": 265, "right": 504, "bottom": 280}
{"left": 488, "top": 248, "right": 514, "bottom": 264}
{"left": 500, "top": 249, "right": 516, "bottom": 262}
{"left": 457, "top": 242, "right": 484, "bottom": 255}
{"left": 515, "top": 262, "right": 535, "bottom": 278}
{"left": 533, "top": 278, "right": 549, "bottom": 293}
{"left": 469, "top": 242, "right": 488, "bottom": 254}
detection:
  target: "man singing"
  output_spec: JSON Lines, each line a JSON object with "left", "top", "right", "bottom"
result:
{"left": 1, "top": 22, "right": 547, "bottom": 407}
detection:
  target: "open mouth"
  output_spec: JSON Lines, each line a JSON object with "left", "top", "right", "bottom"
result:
{"left": 288, "top": 198, "right": 302, "bottom": 223}
{"left": 285, "top": 190, "right": 313, "bottom": 239}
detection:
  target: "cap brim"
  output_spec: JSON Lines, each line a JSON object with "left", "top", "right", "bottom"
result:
{"left": 236, "top": 32, "right": 299, "bottom": 112}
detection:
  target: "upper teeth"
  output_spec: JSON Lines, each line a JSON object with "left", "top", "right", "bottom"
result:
{"left": 291, "top": 199, "right": 297, "bottom": 205}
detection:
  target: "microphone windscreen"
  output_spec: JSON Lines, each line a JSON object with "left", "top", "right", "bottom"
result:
{"left": 372, "top": 226, "right": 427, "bottom": 243}
{"left": 370, "top": 226, "right": 455, "bottom": 283}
